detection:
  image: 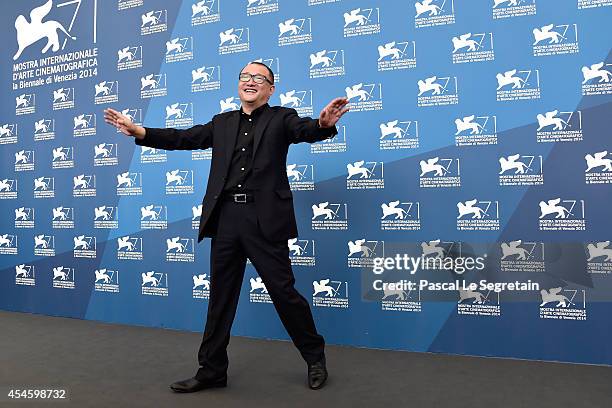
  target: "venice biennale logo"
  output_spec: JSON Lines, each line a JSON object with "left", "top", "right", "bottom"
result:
{"left": 13, "top": 0, "right": 77, "bottom": 60}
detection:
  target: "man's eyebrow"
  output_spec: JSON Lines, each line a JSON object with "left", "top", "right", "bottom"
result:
{"left": 241, "top": 71, "right": 266, "bottom": 76}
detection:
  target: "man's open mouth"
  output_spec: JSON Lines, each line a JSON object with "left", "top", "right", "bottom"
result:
{"left": 244, "top": 88, "right": 257, "bottom": 94}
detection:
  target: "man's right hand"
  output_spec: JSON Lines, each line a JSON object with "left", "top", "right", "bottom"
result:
{"left": 103, "top": 108, "right": 146, "bottom": 139}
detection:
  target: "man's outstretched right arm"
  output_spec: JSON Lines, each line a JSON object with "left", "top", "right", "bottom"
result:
{"left": 103, "top": 108, "right": 214, "bottom": 151}
{"left": 137, "top": 124, "right": 214, "bottom": 151}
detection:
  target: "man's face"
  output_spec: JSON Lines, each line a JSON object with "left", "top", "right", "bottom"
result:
{"left": 238, "top": 63, "right": 275, "bottom": 106}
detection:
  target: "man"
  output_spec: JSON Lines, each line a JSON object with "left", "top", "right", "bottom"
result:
{"left": 103, "top": 61, "right": 349, "bottom": 392}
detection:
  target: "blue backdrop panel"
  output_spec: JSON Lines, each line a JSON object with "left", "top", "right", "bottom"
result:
{"left": 1, "top": 0, "right": 612, "bottom": 365}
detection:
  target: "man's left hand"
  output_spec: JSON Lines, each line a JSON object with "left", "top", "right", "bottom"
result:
{"left": 318, "top": 97, "right": 350, "bottom": 128}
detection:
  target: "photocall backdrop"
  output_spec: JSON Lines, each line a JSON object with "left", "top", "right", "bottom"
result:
{"left": 1, "top": 0, "right": 612, "bottom": 365}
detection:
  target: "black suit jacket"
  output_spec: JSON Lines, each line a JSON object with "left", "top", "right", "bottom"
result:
{"left": 135, "top": 106, "right": 337, "bottom": 242}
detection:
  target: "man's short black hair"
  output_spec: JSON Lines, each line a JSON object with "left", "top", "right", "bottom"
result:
{"left": 243, "top": 61, "right": 275, "bottom": 84}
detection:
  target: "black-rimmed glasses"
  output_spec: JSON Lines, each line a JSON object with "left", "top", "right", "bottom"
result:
{"left": 239, "top": 72, "right": 273, "bottom": 84}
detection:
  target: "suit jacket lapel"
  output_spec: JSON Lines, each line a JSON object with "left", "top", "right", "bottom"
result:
{"left": 223, "top": 110, "right": 240, "bottom": 173}
{"left": 252, "top": 107, "right": 275, "bottom": 159}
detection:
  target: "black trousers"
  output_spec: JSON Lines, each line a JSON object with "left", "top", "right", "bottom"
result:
{"left": 195, "top": 199, "right": 325, "bottom": 381}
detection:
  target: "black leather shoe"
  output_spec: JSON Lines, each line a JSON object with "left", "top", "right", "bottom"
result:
{"left": 170, "top": 376, "right": 227, "bottom": 393}
{"left": 307, "top": 356, "right": 328, "bottom": 390}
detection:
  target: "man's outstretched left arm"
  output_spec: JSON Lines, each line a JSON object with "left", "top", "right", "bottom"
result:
{"left": 285, "top": 97, "right": 350, "bottom": 144}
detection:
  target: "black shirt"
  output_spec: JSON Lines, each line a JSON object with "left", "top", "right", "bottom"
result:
{"left": 223, "top": 103, "right": 269, "bottom": 192}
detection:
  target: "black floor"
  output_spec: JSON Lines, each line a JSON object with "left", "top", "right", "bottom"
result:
{"left": 1, "top": 310, "right": 610, "bottom": 408}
